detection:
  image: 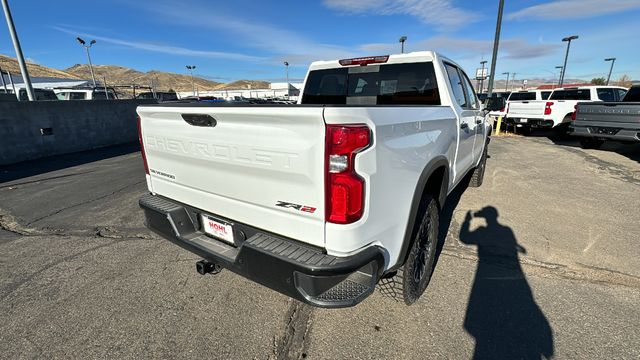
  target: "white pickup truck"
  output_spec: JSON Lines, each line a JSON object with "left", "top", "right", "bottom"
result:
{"left": 137, "top": 51, "right": 501, "bottom": 308}
{"left": 506, "top": 86, "right": 627, "bottom": 134}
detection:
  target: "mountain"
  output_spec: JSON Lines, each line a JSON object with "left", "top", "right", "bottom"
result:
{"left": 1, "top": 54, "right": 269, "bottom": 92}
{"left": 0, "top": 54, "right": 78, "bottom": 79}
{"left": 65, "top": 64, "right": 222, "bottom": 92}
{"left": 215, "top": 80, "right": 271, "bottom": 90}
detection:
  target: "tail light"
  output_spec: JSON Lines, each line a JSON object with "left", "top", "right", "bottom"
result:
{"left": 571, "top": 105, "right": 578, "bottom": 121}
{"left": 137, "top": 116, "right": 149, "bottom": 175}
{"left": 339, "top": 56, "right": 389, "bottom": 66}
{"left": 325, "top": 125, "right": 371, "bottom": 224}
{"left": 544, "top": 101, "right": 554, "bottom": 115}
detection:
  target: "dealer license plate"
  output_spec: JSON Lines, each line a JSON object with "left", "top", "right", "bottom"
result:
{"left": 520, "top": 118, "right": 528, "bottom": 123}
{"left": 201, "top": 214, "right": 234, "bottom": 244}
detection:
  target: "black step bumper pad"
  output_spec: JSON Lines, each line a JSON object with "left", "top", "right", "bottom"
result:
{"left": 139, "top": 193, "right": 385, "bottom": 308}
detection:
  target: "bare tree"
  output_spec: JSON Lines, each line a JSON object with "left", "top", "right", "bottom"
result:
{"left": 616, "top": 74, "right": 632, "bottom": 88}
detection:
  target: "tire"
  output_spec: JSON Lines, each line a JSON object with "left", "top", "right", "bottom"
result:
{"left": 579, "top": 138, "right": 604, "bottom": 149}
{"left": 378, "top": 195, "right": 439, "bottom": 305}
{"left": 469, "top": 143, "right": 488, "bottom": 188}
{"left": 552, "top": 117, "right": 572, "bottom": 138}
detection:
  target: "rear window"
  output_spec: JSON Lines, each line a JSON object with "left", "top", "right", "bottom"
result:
{"left": 623, "top": 87, "right": 640, "bottom": 102}
{"left": 550, "top": 89, "right": 591, "bottom": 100}
{"left": 508, "top": 92, "right": 536, "bottom": 101}
{"left": 541, "top": 91, "right": 552, "bottom": 100}
{"left": 301, "top": 62, "right": 440, "bottom": 105}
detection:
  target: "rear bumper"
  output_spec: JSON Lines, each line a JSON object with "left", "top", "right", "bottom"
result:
{"left": 571, "top": 125, "right": 640, "bottom": 142}
{"left": 505, "top": 117, "right": 554, "bottom": 128}
{"left": 139, "top": 193, "right": 385, "bottom": 308}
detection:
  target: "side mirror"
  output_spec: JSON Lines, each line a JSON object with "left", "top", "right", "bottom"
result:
{"left": 484, "top": 97, "right": 505, "bottom": 112}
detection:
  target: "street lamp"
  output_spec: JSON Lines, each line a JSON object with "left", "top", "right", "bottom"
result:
{"left": 399, "top": 36, "right": 407, "bottom": 54}
{"left": 502, "top": 72, "right": 510, "bottom": 91}
{"left": 555, "top": 66, "right": 564, "bottom": 87}
{"left": 486, "top": 0, "right": 504, "bottom": 97}
{"left": 479, "top": 60, "right": 488, "bottom": 93}
{"left": 559, "top": 35, "right": 578, "bottom": 87}
{"left": 605, "top": 58, "right": 616, "bottom": 85}
{"left": 186, "top": 65, "right": 196, "bottom": 96}
{"left": 77, "top": 37, "right": 97, "bottom": 87}
{"left": 283, "top": 61, "right": 289, "bottom": 98}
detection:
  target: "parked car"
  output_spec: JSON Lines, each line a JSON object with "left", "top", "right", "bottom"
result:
{"left": 137, "top": 51, "right": 501, "bottom": 308}
{"left": 506, "top": 86, "right": 627, "bottom": 134}
{"left": 54, "top": 87, "right": 118, "bottom": 100}
{"left": 571, "top": 85, "right": 640, "bottom": 148}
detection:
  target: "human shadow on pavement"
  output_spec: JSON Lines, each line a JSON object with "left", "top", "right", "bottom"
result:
{"left": 460, "top": 207, "right": 554, "bottom": 360}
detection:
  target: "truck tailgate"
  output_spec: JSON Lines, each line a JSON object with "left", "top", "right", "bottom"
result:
{"left": 137, "top": 105, "right": 326, "bottom": 248}
{"left": 575, "top": 102, "right": 640, "bottom": 129}
{"left": 507, "top": 101, "right": 545, "bottom": 118}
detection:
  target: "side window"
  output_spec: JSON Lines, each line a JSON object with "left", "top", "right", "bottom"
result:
{"left": 616, "top": 89, "right": 627, "bottom": 101}
{"left": 597, "top": 88, "right": 616, "bottom": 102}
{"left": 460, "top": 71, "right": 479, "bottom": 109}
{"left": 444, "top": 63, "right": 467, "bottom": 108}
{"left": 69, "top": 92, "right": 86, "bottom": 100}
{"left": 541, "top": 91, "right": 551, "bottom": 100}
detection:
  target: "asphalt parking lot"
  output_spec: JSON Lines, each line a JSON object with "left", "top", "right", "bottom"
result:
{"left": 1, "top": 135, "right": 639, "bottom": 359}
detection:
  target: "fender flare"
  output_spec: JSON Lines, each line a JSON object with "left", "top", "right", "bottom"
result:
{"left": 389, "top": 156, "right": 449, "bottom": 272}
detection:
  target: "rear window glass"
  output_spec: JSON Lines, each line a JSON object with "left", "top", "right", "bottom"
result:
{"left": 541, "top": 91, "right": 552, "bottom": 100}
{"left": 550, "top": 89, "right": 590, "bottom": 100}
{"left": 508, "top": 92, "right": 536, "bottom": 101}
{"left": 301, "top": 62, "right": 440, "bottom": 105}
{"left": 623, "top": 87, "right": 640, "bottom": 102}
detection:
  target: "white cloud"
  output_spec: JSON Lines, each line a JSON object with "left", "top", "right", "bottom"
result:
{"left": 142, "top": 2, "right": 354, "bottom": 65}
{"left": 322, "top": 0, "right": 478, "bottom": 28}
{"left": 507, "top": 0, "right": 640, "bottom": 20}
{"left": 359, "top": 36, "right": 561, "bottom": 60}
{"left": 53, "top": 26, "right": 264, "bottom": 62}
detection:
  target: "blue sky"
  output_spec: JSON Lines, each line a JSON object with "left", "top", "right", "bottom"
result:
{"left": 1, "top": 0, "right": 639, "bottom": 83}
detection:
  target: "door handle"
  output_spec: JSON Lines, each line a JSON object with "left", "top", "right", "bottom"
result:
{"left": 460, "top": 122, "right": 469, "bottom": 129}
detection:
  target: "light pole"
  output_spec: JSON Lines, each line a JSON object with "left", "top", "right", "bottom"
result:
{"left": 486, "top": 0, "right": 504, "bottom": 97}
{"left": 559, "top": 35, "right": 578, "bottom": 87}
{"left": 2, "top": 0, "right": 35, "bottom": 100}
{"left": 555, "top": 66, "right": 564, "bottom": 87}
{"left": 502, "top": 72, "right": 510, "bottom": 91}
{"left": 479, "top": 60, "right": 488, "bottom": 93}
{"left": 605, "top": 58, "right": 616, "bottom": 85}
{"left": 399, "top": 36, "right": 407, "bottom": 54}
{"left": 76, "top": 37, "right": 97, "bottom": 87}
{"left": 186, "top": 65, "right": 196, "bottom": 96}
{"left": 283, "top": 61, "right": 289, "bottom": 98}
